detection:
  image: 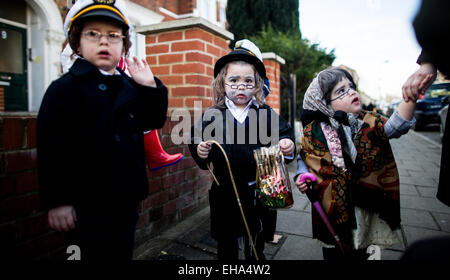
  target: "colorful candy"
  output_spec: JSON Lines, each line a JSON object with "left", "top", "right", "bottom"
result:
{"left": 254, "top": 145, "right": 294, "bottom": 208}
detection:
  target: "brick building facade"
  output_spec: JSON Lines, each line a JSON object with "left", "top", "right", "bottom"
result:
{"left": 0, "top": 0, "right": 284, "bottom": 260}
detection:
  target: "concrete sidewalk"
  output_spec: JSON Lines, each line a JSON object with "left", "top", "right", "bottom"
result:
{"left": 135, "top": 130, "right": 450, "bottom": 260}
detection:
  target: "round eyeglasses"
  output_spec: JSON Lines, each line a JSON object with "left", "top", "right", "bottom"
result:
{"left": 82, "top": 30, "right": 125, "bottom": 43}
{"left": 225, "top": 83, "right": 255, "bottom": 89}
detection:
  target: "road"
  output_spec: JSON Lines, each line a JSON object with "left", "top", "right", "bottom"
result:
{"left": 415, "top": 124, "right": 442, "bottom": 144}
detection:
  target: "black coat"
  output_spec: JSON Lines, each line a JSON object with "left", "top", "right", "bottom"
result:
{"left": 188, "top": 104, "right": 295, "bottom": 240}
{"left": 37, "top": 59, "right": 168, "bottom": 211}
{"left": 414, "top": 0, "right": 450, "bottom": 79}
{"left": 414, "top": 0, "right": 450, "bottom": 206}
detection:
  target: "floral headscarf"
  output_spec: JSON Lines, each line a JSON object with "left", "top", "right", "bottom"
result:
{"left": 302, "top": 71, "right": 364, "bottom": 163}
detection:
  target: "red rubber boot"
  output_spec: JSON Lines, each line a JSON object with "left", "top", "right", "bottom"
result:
{"left": 144, "top": 130, "right": 183, "bottom": 171}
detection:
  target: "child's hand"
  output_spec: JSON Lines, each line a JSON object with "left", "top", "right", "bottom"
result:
{"left": 295, "top": 173, "right": 317, "bottom": 194}
{"left": 197, "top": 141, "right": 212, "bottom": 159}
{"left": 279, "top": 138, "right": 295, "bottom": 156}
{"left": 402, "top": 62, "right": 436, "bottom": 102}
{"left": 126, "top": 56, "right": 157, "bottom": 87}
{"left": 295, "top": 176, "right": 308, "bottom": 193}
{"left": 48, "top": 205, "right": 77, "bottom": 232}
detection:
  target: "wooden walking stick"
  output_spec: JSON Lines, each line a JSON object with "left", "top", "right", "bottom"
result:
{"left": 205, "top": 140, "right": 259, "bottom": 260}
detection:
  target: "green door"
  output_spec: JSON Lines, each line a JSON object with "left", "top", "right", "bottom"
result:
{"left": 0, "top": 22, "right": 27, "bottom": 111}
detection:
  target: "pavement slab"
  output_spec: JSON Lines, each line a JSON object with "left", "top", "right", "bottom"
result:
{"left": 403, "top": 225, "right": 450, "bottom": 246}
{"left": 401, "top": 195, "right": 450, "bottom": 214}
{"left": 276, "top": 210, "right": 313, "bottom": 237}
{"left": 273, "top": 234, "right": 323, "bottom": 260}
{"left": 416, "top": 186, "right": 437, "bottom": 197}
{"left": 400, "top": 208, "right": 439, "bottom": 230}
{"left": 432, "top": 213, "right": 450, "bottom": 232}
{"left": 400, "top": 184, "right": 419, "bottom": 196}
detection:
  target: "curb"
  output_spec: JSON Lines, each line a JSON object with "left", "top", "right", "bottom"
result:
{"left": 408, "top": 129, "right": 442, "bottom": 149}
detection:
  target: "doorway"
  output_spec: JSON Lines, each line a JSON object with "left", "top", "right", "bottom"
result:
{"left": 0, "top": 22, "right": 28, "bottom": 111}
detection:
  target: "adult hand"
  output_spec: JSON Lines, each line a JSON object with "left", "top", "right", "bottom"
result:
{"left": 126, "top": 56, "right": 157, "bottom": 87}
{"left": 197, "top": 141, "right": 212, "bottom": 159}
{"left": 279, "top": 138, "right": 295, "bottom": 156}
{"left": 48, "top": 205, "right": 77, "bottom": 232}
{"left": 402, "top": 63, "right": 436, "bottom": 102}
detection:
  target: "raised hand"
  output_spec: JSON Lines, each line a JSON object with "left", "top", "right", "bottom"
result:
{"left": 125, "top": 56, "right": 156, "bottom": 87}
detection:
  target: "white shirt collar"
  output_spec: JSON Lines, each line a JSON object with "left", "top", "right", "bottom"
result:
{"left": 99, "top": 68, "right": 121, "bottom": 76}
{"left": 74, "top": 57, "right": 121, "bottom": 76}
{"left": 225, "top": 96, "right": 259, "bottom": 124}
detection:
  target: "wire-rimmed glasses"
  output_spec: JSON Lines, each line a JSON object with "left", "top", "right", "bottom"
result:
{"left": 225, "top": 83, "right": 255, "bottom": 89}
{"left": 330, "top": 87, "right": 355, "bottom": 101}
{"left": 82, "top": 30, "right": 125, "bottom": 43}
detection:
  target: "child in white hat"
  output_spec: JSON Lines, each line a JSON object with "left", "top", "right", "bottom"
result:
{"left": 188, "top": 39, "right": 295, "bottom": 260}
{"left": 233, "top": 39, "right": 271, "bottom": 97}
{"left": 37, "top": 0, "right": 168, "bottom": 260}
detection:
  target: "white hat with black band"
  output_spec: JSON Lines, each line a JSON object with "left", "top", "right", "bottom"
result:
{"left": 63, "top": 0, "right": 130, "bottom": 38}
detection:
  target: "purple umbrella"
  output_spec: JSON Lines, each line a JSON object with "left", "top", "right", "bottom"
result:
{"left": 300, "top": 173, "right": 345, "bottom": 255}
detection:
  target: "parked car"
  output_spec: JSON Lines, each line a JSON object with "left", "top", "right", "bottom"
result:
{"left": 414, "top": 82, "right": 450, "bottom": 130}
{"left": 439, "top": 96, "right": 449, "bottom": 141}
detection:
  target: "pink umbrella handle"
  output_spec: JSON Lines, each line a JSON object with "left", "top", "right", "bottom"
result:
{"left": 299, "top": 172, "right": 317, "bottom": 183}
{"left": 304, "top": 176, "right": 346, "bottom": 255}
{"left": 313, "top": 201, "right": 346, "bottom": 254}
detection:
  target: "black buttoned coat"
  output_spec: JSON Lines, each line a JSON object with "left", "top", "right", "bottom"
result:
{"left": 37, "top": 58, "right": 168, "bottom": 211}
{"left": 188, "top": 105, "right": 295, "bottom": 240}
{"left": 414, "top": 0, "right": 450, "bottom": 206}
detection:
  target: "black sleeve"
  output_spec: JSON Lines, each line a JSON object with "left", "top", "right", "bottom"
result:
{"left": 135, "top": 76, "right": 169, "bottom": 131}
{"left": 37, "top": 79, "right": 81, "bottom": 210}
{"left": 416, "top": 49, "right": 433, "bottom": 65}
{"left": 188, "top": 110, "right": 216, "bottom": 170}
{"left": 413, "top": 0, "right": 450, "bottom": 76}
{"left": 276, "top": 109, "right": 297, "bottom": 163}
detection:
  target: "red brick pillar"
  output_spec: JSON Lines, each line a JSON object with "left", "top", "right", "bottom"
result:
{"left": 134, "top": 17, "right": 234, "bottom": 247}
{"left": 139, "top": 17, "right": 233, "bottom": 113}
{"left": 262, "top": 53, "right": 285, "bottom": 114}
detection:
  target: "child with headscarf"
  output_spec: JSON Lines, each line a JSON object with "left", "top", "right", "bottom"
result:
{"left": 294, "top": 67, "right": 417, "bottom": 260}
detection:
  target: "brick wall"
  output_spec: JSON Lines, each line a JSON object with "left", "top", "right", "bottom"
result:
{"left": 0, "top": 115, "right": 66, "bottom": 260}
{"left": 134, "top": 119, "right": 212, "bottom": 248}
{"left": 144, "top": 29, "right": 229, "bottom": 112}
{"left": 53, "top": 0, "right": 68, "bottom": 19}
{"left": 262, "top": 54, "right": 284, "bottom": 114}
{"left": 130, "top": 0, "right": 196, "bottom": 17}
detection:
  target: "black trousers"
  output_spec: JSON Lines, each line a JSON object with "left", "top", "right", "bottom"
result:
{"left": 65, "top": 201, "right": 139, "bottom": 261}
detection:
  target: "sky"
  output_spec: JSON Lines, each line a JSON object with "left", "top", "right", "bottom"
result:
{"left": 299, "top": 0, "right": 423, "bottom": 102}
